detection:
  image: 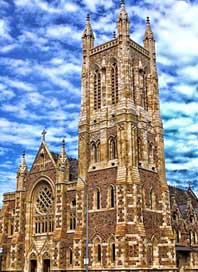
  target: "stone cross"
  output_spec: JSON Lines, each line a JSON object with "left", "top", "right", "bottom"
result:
{"left": 42, "top": 129, "right": 47, "bottom": 142}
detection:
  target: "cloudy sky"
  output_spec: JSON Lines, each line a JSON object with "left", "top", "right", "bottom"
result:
{"left": 0, "top": 0, "right": 197, "bottom": 205}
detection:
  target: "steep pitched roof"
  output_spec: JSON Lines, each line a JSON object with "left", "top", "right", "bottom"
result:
{"left": 169, "top": 185, "right": 198, "bottom": 218}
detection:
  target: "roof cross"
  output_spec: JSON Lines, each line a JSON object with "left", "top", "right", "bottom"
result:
{"left": 188, "top": 180, "right": 192, "bottom": 189}
{"left": 42, "top": 129, "right": 47, "bottom": 142}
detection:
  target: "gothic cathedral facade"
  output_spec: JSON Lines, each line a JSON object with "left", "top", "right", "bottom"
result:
{"left": 0, "top": 2, "right": 197, "bottom": 272}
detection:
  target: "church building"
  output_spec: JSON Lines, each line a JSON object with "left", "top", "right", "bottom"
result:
{"left": 0, "top": 1, "right": 197, "bottom": 271}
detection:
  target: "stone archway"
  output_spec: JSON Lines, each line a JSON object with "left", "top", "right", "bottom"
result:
{"left": 43, "top": 252, "right": 50, "bottom": 272}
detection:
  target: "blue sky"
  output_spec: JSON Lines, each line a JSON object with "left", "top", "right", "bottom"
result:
{"left": 0, "top": 0, "right": 197, "bottom": 205}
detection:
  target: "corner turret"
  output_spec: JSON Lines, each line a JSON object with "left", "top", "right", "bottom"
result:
{"left": 16, "top": 151, "right": 28, "bottom": 191}
{"left": 144, "top": 17, "right": 157, "bottom": 75}
{"left": 82, "top": 14, "right": 94, "bottom": 57}
{"left": 57, "top": 139, "right": 69, "bottom": 182}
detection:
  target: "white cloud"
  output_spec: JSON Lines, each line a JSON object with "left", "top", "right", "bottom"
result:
{"left": 83, "top": 0, "right": 113, "bottom": 12}
{"left": 0, "top": 44, "right": 17, "bottom": 53}
{"left": 0, "top": 19, "right": 12, "bottom": 40}
{"left": 46, "top": 25, "right": 82, "bottom": 41}
{"left": 179, "top": 65, "right": 198, "bottom": 81}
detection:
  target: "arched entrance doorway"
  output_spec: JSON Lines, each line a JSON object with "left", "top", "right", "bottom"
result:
{"left": 29, "top": 253, "right": 37, "bottom": 272}
{"left": 43, "top": 252, "right": 51, "bottom": 272}
{"left": 43, "top": 259, "right": 50, "bottom": 272}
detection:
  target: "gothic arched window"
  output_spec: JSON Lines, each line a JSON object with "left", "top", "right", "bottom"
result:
{"left": 111, "top": 63, "right": 118, "bottom": 105}
{"left": 67, "top": 248, "right": 73, "bottom": 267}
{"left": 90, "top": 141, "right": 100, "bottom": 163}
{"left": 109, "top": 185, "right": 116, "bottom": 208}
{"left": 95, "top": 188, "right": 101, "bottom": 210}
{"left": 69, "top": 199, "right": 76, "bottom": 230}
{"left": 91, "top": 142, "right": 97, "bottom": 163}
{"left": 94, "top": 70, "right": 101, "bottom": 110}
{"left": 34, "top": 182, "right": 54, "bottom": 234}
{"left": 108, "top": 236, "right": 116, "bottom": 263}
{"left": 109, "top": 137, "right": 117, "bottom": 160}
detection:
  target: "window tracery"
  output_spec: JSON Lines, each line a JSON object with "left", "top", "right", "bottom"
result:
{"left": 69, "top": 199, "right": 76, "bottom": 230}
{"left": 90, "top": 141, "right": 100, "bottom": 163}
{"left": 34, "top": 183, "right": 54, "bottom": 234}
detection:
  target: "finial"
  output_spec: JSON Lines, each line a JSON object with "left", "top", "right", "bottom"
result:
{"left": 42, "top": 129, "right": 47, "bottom": 142}
{"left": 59, "top": 138, "right": 67, "bottom": 164}
{"left": 86, "top": 13, "right": 90, "bottom": 22}
{"left": 120, "top": 0, "right": 125, "bottom": 6}
{"left": 188, "top": 181, "right": 192, "bottom": 189}
{"left": 62, "top": 138, "right": 65, "bottom": 147}
{"left": 146, "top": 16, "right": 150, "bottom": 24}
{"left": 18, "top": 150, "right": 27, "bottom": 172}
{"left": 113, "top": 31, "right": 116, "bottom": 38}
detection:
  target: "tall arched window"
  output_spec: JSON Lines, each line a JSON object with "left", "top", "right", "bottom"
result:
{"left": 94, "top": 70, "right": 101, "bottom": 110}
{"left": 69, "top": 199, "right": 76, "bottom": 230}
{"left": 109, "top": 137, "right": 117, "bottom": 160}
{"left": 93, "top": 237, "right": 102, "bottom": 265}
{"left": 34, "top": 182, "right": 54, "bottom": 234}
{"left": 91, "top": 142, "right": 97, "bottom": 163}
{"left": 111, "top": 63, "right": 118, "bottom": 105}
{"left": 95, "top": 188, "right": 101, "bottom": 210}
{"left": 90, "top": 141, "right": 100, "bottom": 163}
{"left": 108, "top": 236, "right": 116, "bottom": 264}
{"left": 109, "top": 185, "right": 116, "bottom": 208}
{"left": 67, "top": 248, "right": 73, "bottom": 267}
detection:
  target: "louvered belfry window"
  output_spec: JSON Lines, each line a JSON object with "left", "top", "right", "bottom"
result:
{"left": 111, "top": 63, "right": 118, "bottom": 104}
{"left": 94, "top": 70, "right": 101, "bottom": 110}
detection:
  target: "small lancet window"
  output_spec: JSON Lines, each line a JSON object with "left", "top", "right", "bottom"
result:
{"left": 69, "top": 249, "right": 73, "bottom": 265}
{"left": 94, "top": 70, "right": 101, "bottom": 110}
{"left": 97, "top": 244, "right": 102, "bottom": 262}
{"left": 112, "top": 243, "right": 116, "bottom": 262}
{"left": 111, "top": 63, "right": 118, "bottom": 105}
{"left": 109, "top": 137, "right": 117, "bottom": 160}
{"left": 96, "top": 188, "right": 101, "bottom": 210}
{"left": 109, "top": 185, "right": 116, "bottom": 208}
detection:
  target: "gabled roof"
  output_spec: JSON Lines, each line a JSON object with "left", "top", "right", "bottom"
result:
{"left": 169, "top": 185, "right": 198, "bottom": 218}
{"left": 30, "top": 141, "right": 57, "bottom": 173}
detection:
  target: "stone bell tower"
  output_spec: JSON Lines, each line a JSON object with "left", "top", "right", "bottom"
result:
{"left": 78, "top": 0, "right": 176, "bottom": 270}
